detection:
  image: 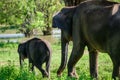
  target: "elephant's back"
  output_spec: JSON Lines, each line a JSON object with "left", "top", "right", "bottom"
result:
{"left": 81, "top": 3, "right": 120, "bottom": 52}
{"left": 79, "top": 2, "right": 113, "bottom": 52}
{"left": 28, "top": 38, "right": 51, "bottom": 60}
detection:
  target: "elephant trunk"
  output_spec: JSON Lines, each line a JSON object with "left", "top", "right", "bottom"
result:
{"left": 57, "top": 40, "right": 69, "bottom": 76}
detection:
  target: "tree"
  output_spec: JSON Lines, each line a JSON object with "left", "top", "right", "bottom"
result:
{"left": 0, "top": 0, "right": 36, "bottom": 37}
{"left": 0, "top": 0, "right": 63, "bottom": 37}
{"left": 35, "top": 0, "right": 63, "bottom": 35}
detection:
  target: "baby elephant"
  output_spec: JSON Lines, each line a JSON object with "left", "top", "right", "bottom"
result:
{"left": 18, "top": 38, "right": 51, "bottom": 78}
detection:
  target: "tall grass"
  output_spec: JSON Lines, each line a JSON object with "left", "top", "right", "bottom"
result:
{"left": 0, "top": 63, "right": 37, "bottom": 80}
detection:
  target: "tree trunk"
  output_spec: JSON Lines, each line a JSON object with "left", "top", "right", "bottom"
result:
{"left": 42, "top": 27, "right": 52, "bottom": 35}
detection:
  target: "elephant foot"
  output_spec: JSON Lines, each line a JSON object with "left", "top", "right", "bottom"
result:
{"left": 43, "top": 71, "right": 49, "bottom": 78}
{"left": 57, "top": 74, "right": 62, "bottom": 77}
{"left": 57, "top": 70, "right": 62, "bottom": 77}
{"left": 91, "top": 72, "right": 98, "bottom": 78}
{"left": 112, "top": 76, "right": 118, "bottom": 80}
{"left": 68, "top": 72, "right": 78, "bottom": 79}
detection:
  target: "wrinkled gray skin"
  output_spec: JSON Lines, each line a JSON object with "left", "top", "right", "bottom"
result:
{"left": 53, "top": 0, "right": 120, "bottom": 79}
{"left": 18, "top": 38, "right": 51, "bottom": 78}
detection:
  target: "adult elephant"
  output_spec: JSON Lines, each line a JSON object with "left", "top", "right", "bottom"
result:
{"left": 52, "top": 0, "right": 119, "bottom": 79}
{"left": 55, "top": 2, "right": 99, "bottom": 79}
{"left": 55, "top": 9, "right": 98, "bottom": 78}
{"left": 55, "top": 0, "right": 98, "bottom": 78}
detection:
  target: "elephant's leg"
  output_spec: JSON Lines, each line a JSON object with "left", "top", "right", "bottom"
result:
{"left": 89, "top": 51, "right": 98, "bottom": 78}
{"left": 36, "top": 56, "right": 48, "bottom": 77}
{"left": 112, "top": 64, "right": 120, "bottom": 80}
{"left": 28, "top": 59, "right": 34, "bottom": 71}
{"left": 109, "top": 54, "right": 120, "bottom": 79}
{"left": 36, "top": 63, "right": 48, "bottom": 77}
{"left": 88, "top": 46, "right": 98, "bottom": 78}
{"left": 68, "top": 43, "right": 85, "bottom": 78}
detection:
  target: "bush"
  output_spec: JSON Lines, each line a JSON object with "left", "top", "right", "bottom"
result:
{"left": 0, "top": 64, "right": 18, "bottom": 80}
{"left": 0, "top": 64, "right": 36, "bottom": 80}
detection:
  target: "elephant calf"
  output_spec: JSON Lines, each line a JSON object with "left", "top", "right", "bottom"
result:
{"left": 18, "top": 38, "right": 51, "bottom": 78}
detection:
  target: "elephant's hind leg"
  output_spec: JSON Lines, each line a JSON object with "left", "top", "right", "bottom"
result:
{"left": 36, "top": 64, "right": 48, "bottom": 77}
{"left": 28, "top": 58, "right": 34, "bottom": 72}
{"left": 88, "top": 45, "right": 98, "bottom": 78}
{"left": 89, "top": 51, "right": 98, "bottom": 78}
{"left": 110, "top": 54, "right": 120, "bottom": 80}
{"left": 35, "top": 56, "right": 48, "bottom": 77}
{"left": 67, "top": 43, "right": 85, "bottom": 78}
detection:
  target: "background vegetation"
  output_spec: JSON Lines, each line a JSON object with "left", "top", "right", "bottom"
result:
{"left": 0, "top": 0, "right": 63, "bottom": 36}
{"left": 0, "top": 0, "right": 120, "bottom": 80}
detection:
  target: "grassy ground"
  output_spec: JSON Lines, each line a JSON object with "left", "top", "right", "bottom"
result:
{"left": 0, "top": 36, "right": 113, "bottom": 80}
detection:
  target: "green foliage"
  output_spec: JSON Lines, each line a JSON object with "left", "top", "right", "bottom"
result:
{"left": 112, "top": 0, "right": 120, "bottom": 2}
{"left": 0, "top": 0, "right": 63, "bottom": 36}
{"left": 0, "top": 64, "right": 18, "bottom": 80}
{"left": 16, "top": 68, "right": 36, "bottom": 80}
{"left": 0, "top": 0, "right": 35, "bottom": 25}
{"left": 0, "top": 42, "right": 18, "bottom": 48}
{"left": 31, "top": 12, "right": 45, "bottom": 30}
{"left": 0, "top": 64, "right": 37, "bottom": 80}
{"left": 35, "top": 0, "right": 63, "bottom": 28}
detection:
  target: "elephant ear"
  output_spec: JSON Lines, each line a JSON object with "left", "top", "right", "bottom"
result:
{"left": 52, "top": 7, "right": 75, "bottom": 32}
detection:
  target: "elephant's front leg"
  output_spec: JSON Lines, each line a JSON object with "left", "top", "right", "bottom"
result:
{"left": 68, "top": 43, "right": 85, "bottom": 78}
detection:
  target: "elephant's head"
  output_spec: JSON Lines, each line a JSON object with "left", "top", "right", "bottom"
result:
{"left": 52, "top": 7, "right": 76, "bottom": 34}
{"left": 18, "top": 43, "right": 27, "bottom": 67}
{"left": 52, "top": 7, "right": 76, "bottom": 76}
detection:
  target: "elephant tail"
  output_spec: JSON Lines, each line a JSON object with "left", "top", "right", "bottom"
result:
{"left": 46, "top": 50, "right": 51, "bottom": 78}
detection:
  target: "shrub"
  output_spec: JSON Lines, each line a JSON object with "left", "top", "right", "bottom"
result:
{"left": 0, "top": 64, "right": 18, "bottom": 80}
{"left": 0, "top": 64, "right": 36, "bottom": 80}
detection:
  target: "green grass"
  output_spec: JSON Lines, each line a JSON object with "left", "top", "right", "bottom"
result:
{"left": 0, "top": 40, "right": 113, "bottom": 80}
